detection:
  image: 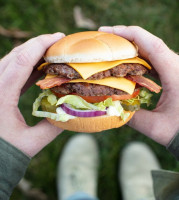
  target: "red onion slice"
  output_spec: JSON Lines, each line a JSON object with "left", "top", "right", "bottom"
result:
{"left": 61, "top": 103, "right": 106, "bottom": 117}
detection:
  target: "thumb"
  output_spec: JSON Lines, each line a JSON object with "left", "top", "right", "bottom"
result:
{"left": 127, "top": 109, "right": 175, "bottom": 146}
{"left": 127, "top": 109, "right": 160, "bottom": 143}
{"left": 25, "top": 119, "right": 63, "bottom": 157}
{"left": 98, "top": 25, "right": 176, "bottom": 82}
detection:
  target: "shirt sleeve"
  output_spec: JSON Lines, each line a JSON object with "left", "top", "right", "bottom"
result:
{"left": 166, "top": 132, "right": 179, "bottom": 161}
{"left": 152, "top": 170, "right": 179, "bottom": 200}
{"left": 0, "top": 137, "right": 31, "bottom": 200}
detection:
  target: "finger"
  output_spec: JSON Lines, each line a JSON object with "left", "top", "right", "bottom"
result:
{"left": 0, "top": 32, "right": 65, "bottom": 94}
{"left": 127, "top": 109, "right": 172, "bottom": 146}
{"left": 127, "top": 109, "right": 156, "bottom": 138}
{"left": 20, "top": 58, "right": 44, "bottom": 95}
{"left": 0, "top": 37, "right": 39, "bottom": 74}
{"left": 20, "top": 68, "right": 43, "bottom": 95}
{"left": 0, "top": 45, "right": 23, "bottom": 74}
{"left": 98, "top": 26, "right": 177, "bottom": 81}
{"left": 98, "top": 25, "right": 169, "bottom": 60}
{"left": 25, "top": 119, "right": 63, "bottom": 157}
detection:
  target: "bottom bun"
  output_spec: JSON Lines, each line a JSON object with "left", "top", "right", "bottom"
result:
{"left": 46, "top": 111, "right": 135, "bottom": 133}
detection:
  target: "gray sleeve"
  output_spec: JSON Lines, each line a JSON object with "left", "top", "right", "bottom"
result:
{"left": 152, "top": 170, "right": 179, "bottom": 200}
{"left": 0, "top": 137, "right": 31, "bottom": 200}
{"left": 166, "top": 132, "right": 179, "bottom": 161}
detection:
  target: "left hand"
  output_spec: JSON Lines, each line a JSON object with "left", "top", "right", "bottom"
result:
{"left": 0, "top": 32, "right": 65, "bottom": 157}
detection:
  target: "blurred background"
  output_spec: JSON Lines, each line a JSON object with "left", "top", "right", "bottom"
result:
{"left": 0, "top": 0, "right": 179, "bottom": 199}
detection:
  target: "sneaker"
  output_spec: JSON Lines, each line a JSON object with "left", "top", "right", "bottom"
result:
{"left": 119, "top": 142, "right": 160, "bottom": 200}
{"left": 57, "top": 134, "right": 99, "bottom": 200}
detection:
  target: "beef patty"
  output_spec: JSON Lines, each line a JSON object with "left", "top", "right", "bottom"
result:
{"left": 44, "top": 63, "right": 148, "bottom": 80}
{"left": 51, "top": 83, "right": 129, "bottom": 96}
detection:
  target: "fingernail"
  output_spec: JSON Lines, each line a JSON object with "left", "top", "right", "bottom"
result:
{"left": 98, "top": 26, "right": 113, "bottom": 33}
{"left": 52, "top": 32, "right": 65, "bottom": 39}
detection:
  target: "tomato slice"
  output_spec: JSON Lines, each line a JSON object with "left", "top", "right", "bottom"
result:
{"left": 52, "top": 89, "right": 140, "bottom": 103}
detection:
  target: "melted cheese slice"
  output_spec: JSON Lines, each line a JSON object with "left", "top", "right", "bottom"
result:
{"left": 68, "top": 57, "right": 151, "bottom": 79}
{"left": 38, "top": 57, "right": 151, "bottom": 79}
{"left": 45, "top": 74, "right": 57, "bottom": 79}
{"left": 37, "top": 62, "right": 49, "bottom": 70}
{"left": 44, "top": 75, "right": 136, "bottom": 94}
{"left": 69, "top": 77, "right": 136, "bottom": 95}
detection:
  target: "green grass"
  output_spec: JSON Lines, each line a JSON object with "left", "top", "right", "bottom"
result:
{"left": 0, "top": 0, "right": 179, "bottom": 199}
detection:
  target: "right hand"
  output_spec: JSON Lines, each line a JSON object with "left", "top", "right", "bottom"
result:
{"left": 99, "top": 25, "right": 179, "bottom": 146}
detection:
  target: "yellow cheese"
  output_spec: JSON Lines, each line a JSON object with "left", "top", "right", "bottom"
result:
{"left": 68, "top": 57, "right": 151, "bottom": 79}
{"left": 45, "top": 74, "right": 57, "bottom": 79}
{"left": 44, "top": 74, "right": 135, "bottom": 94}
{"left": 69, "top": 77, "right": 136, "bottom": 95}
{"left": 39, "top": 57, "right": 151, "bottom": 80}
{"left": 37, "top": 62, "right": 49, "bottom": 70}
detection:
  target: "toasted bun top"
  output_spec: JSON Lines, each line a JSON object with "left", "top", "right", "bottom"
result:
{"left": 44, "top": 31, "right": 138, "bottom": 63}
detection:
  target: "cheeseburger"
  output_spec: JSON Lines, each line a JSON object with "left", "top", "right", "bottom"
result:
{"left": 32, "top": 31, "right": 161, "bottom": 132}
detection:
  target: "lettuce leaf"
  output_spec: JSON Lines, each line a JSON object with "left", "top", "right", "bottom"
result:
{"left": 47, "top": 94, "right": 57, "bottom": 105}
{"left": 32, "top": 90, "right": 76, "bottom": 122}
{"left": 106, "top": 101, "right": 130, "bottom": 121}
{"left": 94, "top": 97, "right": 114, "bottom": 110}
{"left": 32, "top": 88, "right": 152, "bottom": 122}
{"left": 121, "top": 88, "right": 152, "bottom": 107}
{"left": 139, "top": 88, "right": 153, "bottom": 106}
{"left": 56, "top": 95, "right": 101, "bottom": 110}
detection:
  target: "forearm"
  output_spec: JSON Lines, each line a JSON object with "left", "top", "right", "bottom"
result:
{"left": 0, "top": 137, "right": 30, "bottom": 200}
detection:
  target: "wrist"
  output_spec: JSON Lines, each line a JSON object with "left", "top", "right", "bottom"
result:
{"left": 0, "top": 135, "right": 31, "bottom": 158}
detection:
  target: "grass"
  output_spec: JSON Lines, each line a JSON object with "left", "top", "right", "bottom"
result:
{"left": 0, "top": 0, "right": 179, "bottom": 199}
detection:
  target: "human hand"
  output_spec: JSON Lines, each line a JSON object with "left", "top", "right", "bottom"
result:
{"left": 99, "top": 25, "right": 179, "bottom": 146}
{"left": 0, "top": 33, "right": 65, "bottom": 157}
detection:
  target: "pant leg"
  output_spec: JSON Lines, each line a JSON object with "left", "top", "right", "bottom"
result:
{"left": 66, "top": 192, "right": 99, "bottom": 200}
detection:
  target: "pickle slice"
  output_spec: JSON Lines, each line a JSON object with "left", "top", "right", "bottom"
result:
{"left": 121, "top": 100, "right": 140, "bottom": 111}
{"left": 41, "top": 97, "right": 57, "bottom": 113}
